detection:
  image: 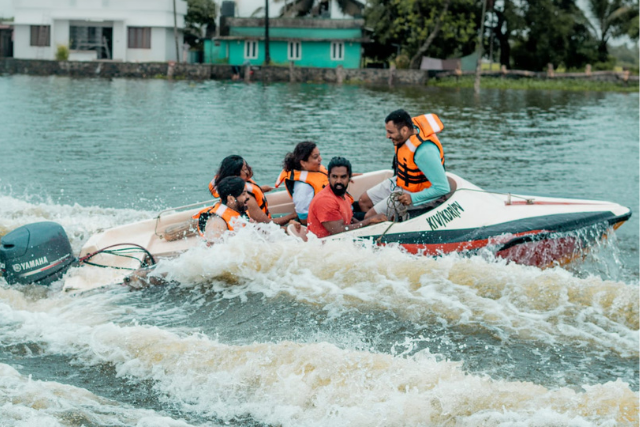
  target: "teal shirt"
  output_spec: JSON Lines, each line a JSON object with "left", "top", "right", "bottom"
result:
{"left": 409, "top": 142, "right": 450, "bottom": 206}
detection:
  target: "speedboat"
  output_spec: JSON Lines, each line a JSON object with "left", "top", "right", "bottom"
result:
{"left": 0, "top": 170, "right": 631, "bottom": 293}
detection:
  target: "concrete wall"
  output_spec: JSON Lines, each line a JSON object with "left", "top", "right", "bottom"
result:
{"left": 1, "top": 58, "right": 635, "bottom": 85}
{"left": 0, "top": 58, "right": 427, "bottom": 85}
{"left": 112, "top": 20, "right": 126, "bottom": 60}
{"left": 52, "top": 19, "right": 69, "bottom": 53}
{"left": 13, "top": 25, "right": 51, "bottom": 59}
{"left": 127, "top": 27, "right": 164, "bottom": 62}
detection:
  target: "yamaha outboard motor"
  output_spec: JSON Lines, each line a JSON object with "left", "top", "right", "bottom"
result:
{"left": 0, "top": 222, "right": 76, "bottom": 286}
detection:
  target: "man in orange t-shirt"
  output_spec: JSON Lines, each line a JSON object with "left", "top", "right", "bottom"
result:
{"left": 308, "top": 157, "right": 387, "bottom": 238}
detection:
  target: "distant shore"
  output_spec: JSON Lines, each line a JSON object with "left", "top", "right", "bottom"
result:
{"left": 431, "top": 75, "right": 639, "bottom": 93}
{"left": 1, "top": 58, "right": 637, "bottom": 92}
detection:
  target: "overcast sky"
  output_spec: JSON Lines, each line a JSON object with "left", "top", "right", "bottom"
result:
{"left": 0, "top": 0, "right": 11, "bottom": 19}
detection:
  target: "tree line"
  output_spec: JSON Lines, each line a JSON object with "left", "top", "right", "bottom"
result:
{"left": 364, "top": 0, "right": 639, "bottom": 70}
{"left": 183, "top": 0, "right": 638, "bottom": 71}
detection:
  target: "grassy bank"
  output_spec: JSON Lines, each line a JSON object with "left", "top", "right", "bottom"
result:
{"left": 430, "top": 75, "right": 639, "bottom": 92}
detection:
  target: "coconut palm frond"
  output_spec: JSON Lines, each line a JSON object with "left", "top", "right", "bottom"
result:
{"left": 250, "top": 6, "right": 265, "bottom": 17}
{"left": 280, "top": 0, "right": 315, "bottom": 17}
{"left": 279, "top": 0, "right": 363, "bottom": 17}
{"left": 336, "top": 0, "right": 365, "bottom": 16}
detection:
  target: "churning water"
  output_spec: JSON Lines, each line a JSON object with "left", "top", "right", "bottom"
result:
{"left": 0, "top": 76, "right": 638, "bottom": 426}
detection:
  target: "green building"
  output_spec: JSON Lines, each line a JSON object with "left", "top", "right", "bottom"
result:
{"left": 204, "top": 18, "right": 365, "bottom": 69}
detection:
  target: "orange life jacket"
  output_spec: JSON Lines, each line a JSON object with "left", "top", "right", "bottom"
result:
{"left": 274, "top": 166, "right": 329, "bottom": 198}
{"left": 209, "top": 178, "right": 270, "bottom": 218}
{"left": 193, "top": 202, "right": 243, "bottom": 236}
{"left": 394, "top": 113, "right": 445, "bottom": 193}
{"left": 245, "top": 179, "right": 270, "bottom": 218}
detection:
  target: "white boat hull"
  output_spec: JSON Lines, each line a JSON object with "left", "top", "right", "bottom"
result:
{"left": 63, "top": 171, "right": 631, "bottom": 293}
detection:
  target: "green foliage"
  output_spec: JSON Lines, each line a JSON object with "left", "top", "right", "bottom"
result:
{"left": 363, "top": 0, "right": 636, "bottom": 71}
{"left": 511, "top": 0, "right": 598, "bottom": 71}
{"left": 185, "top": 0, "right": 217, "bottom": 50}
{"left": 364, "top": 0, "right": 478, "bottom": 62}
{"left": 55, "top": 45, "right": 69, "bottom": 61}
{"left": 609, "top": 42, "right": 639, "bottom": 70}
{"left": 395, "top": 54, "right": 410, "bottom": 69}
{"left": 610, "top": 1, "right": 640, "bottom": 40}
{"left": 431, "top": 75, "right": 639, "bottom": 92}
{"left": 592, "top": 56, "right": 619, "bottom": 70}
{"left": 586, "top": 0, "right": 638, "bottom": 60}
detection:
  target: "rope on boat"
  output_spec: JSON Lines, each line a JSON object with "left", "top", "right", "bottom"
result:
{"left": 376, "top": 191, "right": 407, "bottom": 244}
{"left": 78, "top": 243, "right": 156, "bottom": 270}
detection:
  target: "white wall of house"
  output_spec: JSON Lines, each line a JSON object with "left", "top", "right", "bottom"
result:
{"left": 12, "top": 0, "right": 186, "bottom": 61}
{"left": 13, "top": 24, "right": 47, "bottom": 58}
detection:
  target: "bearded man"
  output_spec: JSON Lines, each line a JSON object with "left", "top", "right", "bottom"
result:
{"left": 193, "top": 176, "right": 251, "bottom": 242}
{"left": 307, "top": 157, "right": 387, "bottom": 238}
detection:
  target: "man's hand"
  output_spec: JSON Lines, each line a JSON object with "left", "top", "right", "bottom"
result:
{"left": 396, "top": 193, "right": 412, "bottom": 205}
{"left": 261, "top": 185, "right": 274, "bottom": 193}
{"left": 369, "top": 214, "right": 388, "bottom": 224}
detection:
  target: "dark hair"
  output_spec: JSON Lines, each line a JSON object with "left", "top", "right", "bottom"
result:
{"left": 217, "top": 176, "right": 246, "bottom": 204}
{"left": 214, "top": 155, "right": 245, "bottom": 187}
{"left": 385, "top": 109, "right": 413, "bottom": 130}
{"left": 327, "top": 156, "right": 352, "bottom": 177}
{"left": 283, "top": 141, "right": 317, "bottom": 172}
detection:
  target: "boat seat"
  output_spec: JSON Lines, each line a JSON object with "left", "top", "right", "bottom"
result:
{"left": 407, "top": 176, "right": 458, "bottom": 219}
{"left": 163, "top": 219, "right": 199, "bottom": 241}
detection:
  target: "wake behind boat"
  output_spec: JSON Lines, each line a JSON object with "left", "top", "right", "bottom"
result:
{"left": 0, "top": 170, "right": 631, "bottom": 293}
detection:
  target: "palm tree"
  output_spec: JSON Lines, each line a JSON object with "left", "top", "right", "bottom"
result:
{"left": 278, "top": 0, "right": 364, "bottom": 17}
{"left": 586, "top": 0, "right": 638, "bottom": 61}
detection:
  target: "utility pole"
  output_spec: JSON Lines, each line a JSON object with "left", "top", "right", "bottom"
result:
{"left": 173, "top": 0, "right": 180, "bottom": 63}
{"left": 264, "top": 0, "right": 270, "bottom": 65}
{"left": 474, "top": 0, "right": 488, "bottom": 94}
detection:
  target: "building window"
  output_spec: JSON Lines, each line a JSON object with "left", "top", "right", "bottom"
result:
{"left": 244, "top": 41, "right": 258, "bottom": 59}
{"left": 30, "top": 26, "right": 50, "bottom": 47}
{"left": 288, "top": 41, "right": 301, "bottom": 60}
{"left": 128, "top": 27, "right": 151, "bottom": 49}
{"left": 330, "top": 42, "right": 344, "bottom": 61}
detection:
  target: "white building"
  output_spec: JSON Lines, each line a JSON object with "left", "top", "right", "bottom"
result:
{"left": 12, "top": 0, "right": 186, "bottom": 62}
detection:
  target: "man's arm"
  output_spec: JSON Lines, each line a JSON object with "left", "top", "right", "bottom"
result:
{"left": 405, "top": 142, "right": 450, "bottom": 206}
{"left": 322, "top": 214, "right": 387, "bottom": 235}
{"left": 203, "top": 216, "right": 229, "bottom": 243}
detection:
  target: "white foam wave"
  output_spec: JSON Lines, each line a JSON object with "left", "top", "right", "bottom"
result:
{"left": 0, "top": 281, "right": 636, "bottom": 426}
{"left": 0, "top": 363, "right": 200, "bottom": 427}
{"left": 1, "top": 307, "right": 637, "bottom": 427}
{"left": 151, "top": 225, "right": 639, "bottom": 356}
{"left": 0, "top": 194, "right": 153, "bottom": 252}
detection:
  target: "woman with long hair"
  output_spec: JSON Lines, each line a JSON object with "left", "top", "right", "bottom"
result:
{"left": 210, "top": 155, "right": 295, "bottom": 225}
{"left": 275, "top": 141, "right": 329, "bottom": 225}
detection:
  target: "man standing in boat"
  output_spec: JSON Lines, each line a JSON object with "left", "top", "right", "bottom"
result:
{"left": 193, "top": 176, "right": 251, "bottom": 241}
{"left": 307, "top": 157, "right": 387, "bottom": 238}
{"left": 358, "top": 109, "right": 451, "bottom": 220}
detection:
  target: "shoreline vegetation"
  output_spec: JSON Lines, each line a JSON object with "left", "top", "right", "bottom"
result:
{"left": 430, "top": 75, "right": 639, "bottom": 92}
{"left": 0, "top": 58, "right": 638, "bottom": 93}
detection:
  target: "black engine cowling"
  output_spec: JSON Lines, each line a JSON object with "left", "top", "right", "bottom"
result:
{"left": 0, "top": 222, "right": 76, "bottom": 286}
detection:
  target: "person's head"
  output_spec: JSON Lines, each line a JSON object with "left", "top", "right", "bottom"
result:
{"left": 385, "top": 109, "right": 414, "bottom": 147}
{"left": 217, "top": 176, "right": 250, "bottom": 213}
{"left": 327, "top": 157, "right": 352, "bottom": 197}
{"left": 214, "top": 155, "right": 251, "bottom": 187}
{"left": 283, "top": 141, "right": 322, "bottom": 172}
